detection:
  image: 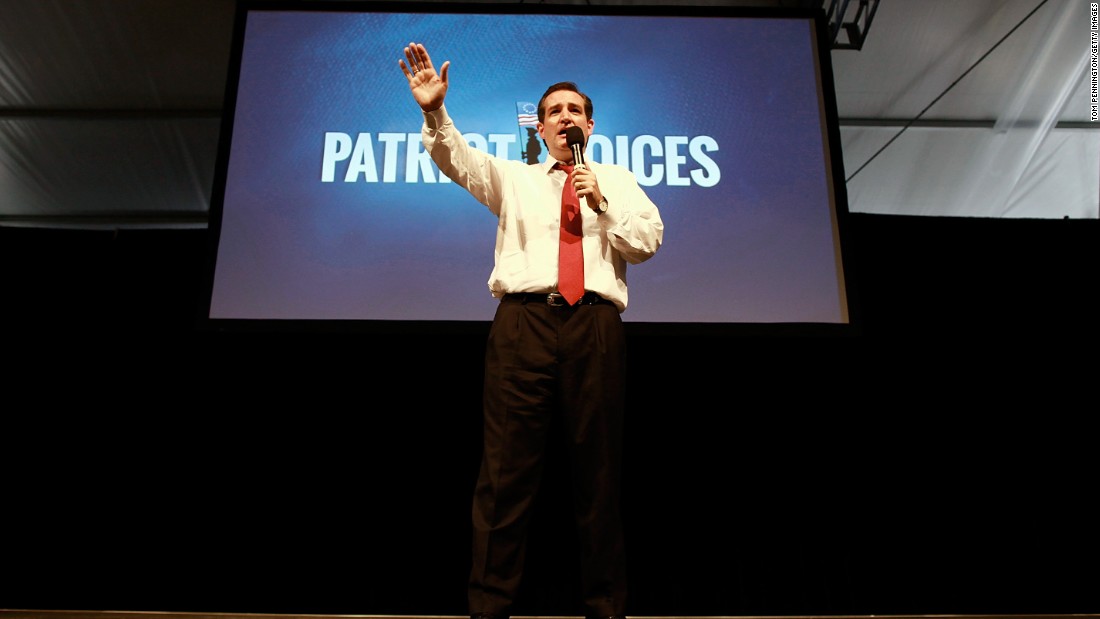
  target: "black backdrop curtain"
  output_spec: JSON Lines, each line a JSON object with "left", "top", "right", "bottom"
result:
{"left": 2, "top": 213, "right": 1097, "bottom": 616}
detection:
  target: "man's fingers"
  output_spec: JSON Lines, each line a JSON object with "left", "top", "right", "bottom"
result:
{"left": 573, "top": 169, "right": 598, "bottom": 198}
{"left": 414, "top": 43, "right": 431, "bottom": 71}
{"left": 404, "top": 43, "right": 447, "bottom": 84}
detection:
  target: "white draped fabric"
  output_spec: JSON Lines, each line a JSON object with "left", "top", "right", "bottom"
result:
{"left": 835, "top": 0, "right": 1099, "bottom": 218}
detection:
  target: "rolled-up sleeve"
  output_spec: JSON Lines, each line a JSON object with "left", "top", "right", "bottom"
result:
{"left": 597, "top": 164, "right": 664, "bottom": 265}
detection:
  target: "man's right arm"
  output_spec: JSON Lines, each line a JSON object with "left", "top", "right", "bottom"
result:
{"left": 400, "top": 42, "right": 510, "bottom": 214}
{"left": 422, "top": 105, "right": 506, "bottom": 216}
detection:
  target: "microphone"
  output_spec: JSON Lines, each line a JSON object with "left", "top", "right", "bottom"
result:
{"left": 566, "top": 126, "right": 586, "bottom": 169}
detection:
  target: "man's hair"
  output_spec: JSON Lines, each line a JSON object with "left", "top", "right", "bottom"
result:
{"left": 537, "top": 82, "right": 593, "bottom": 122}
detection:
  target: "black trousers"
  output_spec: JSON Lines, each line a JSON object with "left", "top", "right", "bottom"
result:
{"left": 469, "top": 294, "right": 627, "bottom": 617}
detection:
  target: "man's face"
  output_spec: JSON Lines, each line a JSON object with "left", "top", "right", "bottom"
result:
{"left": 537, "top": 90, "right": 594, "bottom": 164}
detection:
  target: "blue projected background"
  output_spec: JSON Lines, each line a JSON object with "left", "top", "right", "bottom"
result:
{"left": 208, "top": 6, "right": 849, "bottom": 323}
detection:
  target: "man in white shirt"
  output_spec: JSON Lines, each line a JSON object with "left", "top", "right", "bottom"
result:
{"left": 400, "top": 41, "right": 663, "bottom": 619}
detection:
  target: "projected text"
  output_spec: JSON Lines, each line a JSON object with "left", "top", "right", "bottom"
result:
{"left": 321, "top": 131, "right": 720, "bottom": 187}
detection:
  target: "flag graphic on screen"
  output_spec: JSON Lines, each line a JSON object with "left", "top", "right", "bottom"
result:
{"left": 516, "top": 101, "right": 542, "bottom": 165}
{"left": 516, "top": 101, "right": 538, "bottom": 127}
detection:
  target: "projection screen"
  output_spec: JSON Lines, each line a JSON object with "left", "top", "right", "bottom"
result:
{"left": 203, "top": 1, "right": 855, "bottom": 328}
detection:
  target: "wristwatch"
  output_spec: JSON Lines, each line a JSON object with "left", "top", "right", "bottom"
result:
{"left": 594, "top": 196, "right": 608, "bottom": 215}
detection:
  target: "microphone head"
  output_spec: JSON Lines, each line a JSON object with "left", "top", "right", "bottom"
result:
{"left": 565, "top": 126, "right": 586, "bottom": 147}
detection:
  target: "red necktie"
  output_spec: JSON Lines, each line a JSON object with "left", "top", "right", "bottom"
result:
{"left": 556, "top": 163, "right": 584, "bottom": 305}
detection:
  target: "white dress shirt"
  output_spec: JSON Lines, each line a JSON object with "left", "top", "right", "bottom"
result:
{"left": 422, "top": 105, "right": 664, "bottom": 313}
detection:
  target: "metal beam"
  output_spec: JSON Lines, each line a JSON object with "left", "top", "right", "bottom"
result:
{"left": 824, "top": 0, "right": 880, "bottom": 50}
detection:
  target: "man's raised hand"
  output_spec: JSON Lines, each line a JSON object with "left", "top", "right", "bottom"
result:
{"left": 400, "top": 42, "right": 449, "bottom": 112}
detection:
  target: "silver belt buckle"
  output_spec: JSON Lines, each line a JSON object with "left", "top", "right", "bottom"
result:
{"left": 546, "top": 292, "right": 566, "bottom": 306}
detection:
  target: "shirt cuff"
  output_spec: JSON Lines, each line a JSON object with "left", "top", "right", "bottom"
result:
{"left": 423, "top": 104, "right": 450, "bottom": 132}
{"left": 598, "top": 196, "right": 621, "bottom": 228}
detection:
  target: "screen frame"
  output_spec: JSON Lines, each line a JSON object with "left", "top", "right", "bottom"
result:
{"left": 197, "top": 0, "right": 861, "bottom": 338}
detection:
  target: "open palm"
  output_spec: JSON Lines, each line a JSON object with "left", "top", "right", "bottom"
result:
{"left": 400, "top": 42, "right": 450, "bottom": 112}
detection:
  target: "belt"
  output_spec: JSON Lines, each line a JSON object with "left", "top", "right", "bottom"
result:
{"left": 504, "top": 291, "right": 613, "bottom": 307}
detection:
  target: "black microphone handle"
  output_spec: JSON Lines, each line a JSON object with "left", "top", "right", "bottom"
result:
{"left": 571, "top": 143, "right": 585, "bottom": 168}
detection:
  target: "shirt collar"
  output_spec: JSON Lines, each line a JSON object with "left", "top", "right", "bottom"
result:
{"left": 542, "top": 157, "right": 564, "bottom": 175}
{"left": 543, "top": 157, "right": 590, "bottom": 175}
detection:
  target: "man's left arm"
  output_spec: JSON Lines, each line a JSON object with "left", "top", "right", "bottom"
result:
{"left": 592, "top": 165, "right": 664, "bottom": 265}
